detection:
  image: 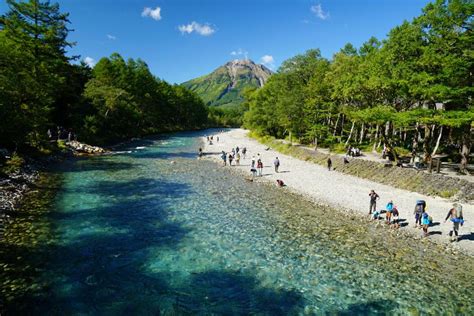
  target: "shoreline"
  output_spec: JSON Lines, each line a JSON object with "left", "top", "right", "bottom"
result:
{"left": 202, "top": 128, "right": 474, "bottom": 257}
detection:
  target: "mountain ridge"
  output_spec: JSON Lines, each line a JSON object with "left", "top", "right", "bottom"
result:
{"left": 182, "top": 59, "right": 273, "bottom": 107}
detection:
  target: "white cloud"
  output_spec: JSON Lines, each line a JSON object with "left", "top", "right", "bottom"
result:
{"left": 230, "top": 48, "right": 248, "bottom": 59}
{"left": 142, "top": 7, "right": 161, "bottom": 21}
{"left": 84, "top": 56, "right": 96, "bottom": 68}
{"left": 107, "top": 34, "right": 116, "bottom": 40}
{"left": 178, "top": 21, "right": 215, "bottom": 36}
{"left": 260, "top": 55, "right": 275, "bottom": 69}
{"left": 311, "top": 4, "right": 329, "bottom": 20}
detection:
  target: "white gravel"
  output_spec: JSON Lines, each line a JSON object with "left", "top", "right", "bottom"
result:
{"left": 202, "top": 128, "right": 474, "bottom": 256}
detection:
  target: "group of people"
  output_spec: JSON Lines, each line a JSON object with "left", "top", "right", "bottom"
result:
{"left": 47, "top": 126, "right": 76, "bottom": 142}
{"left": 205, "top": 135, "right": 219, "bottom": 145}
{"left": 220, "top": 146, "right": 246, "bottom": 167}
{"left": 346, "top": 146, "right": 361, "bottom": 157}
{"left": 369, "top": 190, "right": 465, "bottom": 240}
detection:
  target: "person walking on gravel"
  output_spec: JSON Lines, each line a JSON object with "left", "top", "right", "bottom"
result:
{"left": 327, "top": 157, "right": 332, "bottom": 171}
{"left": 445, "top": 203, "right": 464, "bottom": 242}
{"left": 274, "top": 157, "right": 280, "bottom": 173}
{"left": 369, "top": 190, "right": 379, "bottom": 215}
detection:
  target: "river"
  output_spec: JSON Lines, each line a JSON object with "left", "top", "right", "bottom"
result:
{"left": 1, "top": 132, "right": 474, "bottom": 315}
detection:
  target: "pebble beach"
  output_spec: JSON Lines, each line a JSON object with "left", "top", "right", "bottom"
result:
{"left": 202, "top": 128, "right": 474, "bottom": 256}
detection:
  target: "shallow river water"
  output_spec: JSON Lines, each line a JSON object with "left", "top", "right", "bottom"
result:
{"left": 1, "top": 132, "right": 474, "bottom": 315}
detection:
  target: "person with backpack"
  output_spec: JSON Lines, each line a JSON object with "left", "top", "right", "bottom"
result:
{"left": 414, "top": 200, "right": 426, "bottom": 228}
{"left": 391, "top": 206, "right": 400, "bottom": 229}
{"left": 385, "top": 200, "right": 394, "bottom": 224}
{"left": 444, "top": 203, "right": 464, "bottom": 242}
{"left": 422, "top": 211, "right": 430, "bottom": 237}
{"left": 273, "top": 157, "right": 280, "bottom": 173}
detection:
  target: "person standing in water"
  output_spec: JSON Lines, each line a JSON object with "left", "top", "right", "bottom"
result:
{"left": 273, "top": 157, "right": 280, "bottom": 173}
{"left": 368, "top": 190, "right": 379, "bottom": 215}
{"left": 445, "top": 203, "right": 464, "bottom": 242}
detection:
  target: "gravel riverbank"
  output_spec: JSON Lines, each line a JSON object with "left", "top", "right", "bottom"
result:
{"left": 202, "top": 129, "right": 474, "bottom": 256}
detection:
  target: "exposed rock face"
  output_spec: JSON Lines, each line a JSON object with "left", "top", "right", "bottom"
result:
{"left": 66, "top": 141, "right": 106, "bottom": 155}
{"left": 182, "top": 59, "right": 273, "bottom": 107}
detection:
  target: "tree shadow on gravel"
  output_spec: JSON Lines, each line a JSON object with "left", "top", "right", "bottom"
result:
{"left": 336, "top": 299, "right": 399, "bottom": 315}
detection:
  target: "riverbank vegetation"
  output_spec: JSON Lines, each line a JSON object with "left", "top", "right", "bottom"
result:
{"left": 0, "top": 0, "right": 209, "bottom": 156}
{"left": 243, "top": 0, "right": 473, "bottom": 172}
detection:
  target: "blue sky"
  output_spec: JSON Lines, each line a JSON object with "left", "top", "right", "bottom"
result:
{"left": 0, "top": 0, "right": 431, "bottom": 83}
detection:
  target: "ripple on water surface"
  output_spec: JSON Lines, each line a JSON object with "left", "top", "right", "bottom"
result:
{"left": 2, "top": 132, "right": 474, "bottom": 315}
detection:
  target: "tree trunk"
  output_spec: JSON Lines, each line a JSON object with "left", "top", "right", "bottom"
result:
{"left": 412, "top": 123, "right": 420, "bottom": 163}
{"left": 339, "top": 114, "right": 345, "bottom": 142}
{"left": 333, "top": 113, "right": 340, "bottom": 137}
{"left": 345, "top": 121, "right": 355, "bottom": 146}
{"left": 314, "top": 137, "right": 318, "bottom": 151}
{"left": 380, "top": 124, "right": 398, "bottom": 163}
{"left": 460, "top": 124, "right": 471, "bottom": 174}
{"left": 431, "top": 126, "right": 443, "bottom": 158}
{"left": 359, "top": 122, "right": 365, "bottom": 144}
{"left": 423, "top": 124, "right": 433, "bottom": 162}
{"left": 373, "top": 125, "right": 379, "bottom": 152}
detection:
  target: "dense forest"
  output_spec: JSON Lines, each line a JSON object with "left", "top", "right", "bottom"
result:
{"left": 0, "top": 0, "right": 209, "bottom": 151}
{"left": 243, "top": 0, "right": 473, "bottom": 172}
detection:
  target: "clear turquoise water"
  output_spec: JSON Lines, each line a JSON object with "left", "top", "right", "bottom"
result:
{"left": 2, "top": 132, "right": 474, "bottom": 315}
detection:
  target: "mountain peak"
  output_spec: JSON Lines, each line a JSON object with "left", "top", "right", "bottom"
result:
{"left": 182, "top": 60, "right": 273, "bottom": 107}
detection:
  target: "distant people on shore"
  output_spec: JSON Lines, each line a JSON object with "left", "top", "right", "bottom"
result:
{"left": 242, "top": 147, "right": 247, "bottom": 159}
{"left": 257, "top": 159, "right": 263, "bottom": 176}
{"left": 385, "top": 200, "right": 394, "bottom": 224}
{"left": 445, "top": 203, "right": 464, "bottom": 242}
{"left": 276, "top": 179, "right": 285, "bottom": 187}
{"left": 198, "top": 147, "right": 203, "bottom": 158}
{"left": 369, "top": 190, "right": 379, "bottom": 215}
{"left": 414, "top": 200, "right": 426, "bottom": 228}
{"left": 327, "top": 157, "right": 332, "bottom": 171}
{"left": 346, "top": 146, "right": 361, "bottom": 157}
{"left": 221, "top": 151, "right": 227, "bottom": 166}
{"left": 228, "top": 153, "right": 233, "bottom": 166}
{"left": 236, "top": 152, "right": 240, "bottom": 165}
{"left": 251, "top": 156, "right": 256, "bottom": 169}
{"left": 422, "top": 210, "right": 431, "bottom": 237}
{"left": 274, "top": 157, "right": 280, "bottom": 173}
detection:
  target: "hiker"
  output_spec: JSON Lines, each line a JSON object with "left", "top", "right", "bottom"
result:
{"left": 422, "top": 211, "right": 430, "bottom": 237}
{"left": 236, "top": 146, "right": 239, "bottom": 154}
{"left": 257, "top": 159, "right": 263, "bottom": 176}
{"left": 221, "top": 151, "right": 227, "bottom": 166}
{"left": 444, "top": 203, "right": 464, "bottom": 242}
{"left": 198, "top": 147, "right": 203, "bottom": 158}
{"left": 414, "top": 200, "right": 426, "bottom": 228}
{"left": 274, "top": 157, "right": 280, "bottom": 173}
{"left": 385, "top": 200, "right": 394, "bottom": 224}
{"left": 327, "top": 157, "right": 332, "bottom": 171}
{"left": 369, "top": 190, "right": 379, "bottom": 215}
{"left": 231, "top": 148, "right": 235, "bottom": 156}
{"left": 391, "top": 206, "right": 400, "bottom": 229}
{"left": 343, "top": 157, "right": 349, "bottom": 164}
{"left": 372, "top": 209, "right": 381, "bottom": 221}
{"left": 276, "top": 179, "right": 285, "bottom": 187}
{"left": 251, "top": 156, "right": 256, "bottom": 169}
{"left": 228, "top": 153, "right": 233, "bottom": 166}
{"left": 250, "top": 167, "right": 257, "bottom": 180}
{"left": 242, "top": 147, "right": 247, "bottom": 159}
{"left": 236, "top": 152, "right": 240, "bottom": 165}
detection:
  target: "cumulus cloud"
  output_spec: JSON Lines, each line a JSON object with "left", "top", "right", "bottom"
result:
{"left": 107, "top": 34, "right": 116, "bottom": 40}
{"left": 230, "top": 48, "right": 248, "bottom": 59}
{"left": 260, "top": 55, "right": 275, "bottom": 69}
{"left": 84, "top": 56, "right": 96, "bottom": 68}
{"left": 142, "top": 7, "right": 161, "bottom": 20}
{"left": 311, "top": 4, "right": 329, "bottom": 20}
{"left": 178, "top": 21, "right": 215, "bottom": 36}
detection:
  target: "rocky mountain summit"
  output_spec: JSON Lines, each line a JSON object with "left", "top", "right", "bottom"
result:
{"left": 182, "top": 59, "right": 273, "bottom": 107}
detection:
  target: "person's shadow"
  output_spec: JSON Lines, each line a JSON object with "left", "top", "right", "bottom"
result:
{"left": 458, "top": 233, "right": 474, "bottom": 241}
